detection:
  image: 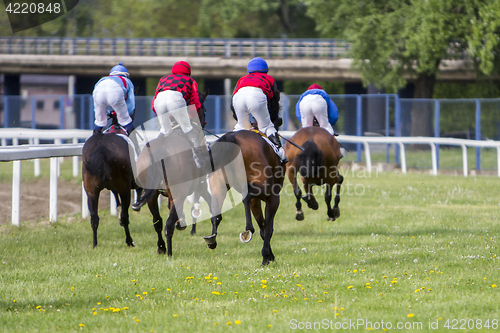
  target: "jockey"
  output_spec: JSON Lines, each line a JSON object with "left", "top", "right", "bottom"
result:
{"left": 232, "top": 57, "right": 288, "bottom": 163}
{"left": 295, "top": 83, "right": 339, "bottom": 135}
{"left": 151, "top": 60, "right": 206, "bottom": 169}
{"left": 93, "top": 62, "right": 136, "bottom": 136}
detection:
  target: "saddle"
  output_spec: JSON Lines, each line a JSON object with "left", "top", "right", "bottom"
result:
{"left": 103, "top": 124, "right": 128, "bottom": 136}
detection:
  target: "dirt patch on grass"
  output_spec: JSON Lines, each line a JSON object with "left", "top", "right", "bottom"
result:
{"left": 0, "top": 178, "right": 110, "bottom": 225}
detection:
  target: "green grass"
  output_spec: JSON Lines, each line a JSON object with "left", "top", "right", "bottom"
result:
{"left": 1, "top": 171, "right": 499, "bottom": 332}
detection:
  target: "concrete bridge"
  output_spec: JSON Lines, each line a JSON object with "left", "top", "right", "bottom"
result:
{"left": 0, "top": 37, "right": 476, "bottom": 82}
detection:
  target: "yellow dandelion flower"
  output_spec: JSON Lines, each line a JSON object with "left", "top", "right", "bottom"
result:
{"left": 213, "top": 277, "right": 218, "bottom": 280}
{"left": 97, "top": 302, "right": 101, "bottom": 305}
{"left": 136, "top": 319, "right": 140, "bottom": 322}
{"left": 122, "top": 307, "right": 129, "bottom": 310}
{"left": 105, "top": 296, "right": 109, "bottom": 298}
{"left": 297, "top": 284, "right": 302, "bottom": 287}
{"left": 227, "top": 322, "right": 231, "bottom": 325}
{"left": 353, "top": 269, "right": 357, "bottom": 273}
{"left": 348, "top": 286, "right": 353, "bottom": 289}
{"left": 366, "top": 282, "right": 370, "bottom": 285}
{"left": 336, "top": 313, "right": 340, "bottom": 316}
{"left": 167, "top": 288, "right": 171, "bottom": 291}
{"left": 96, "top": 274, "right": 100, "bottom": 277}
{"left": 174, "top": 314, "right": 178, "bottom": 317}
{"left": 36, "top": 306, "right": 41, "bottom": 309}
{"left": 304, "top": 297, "right": 308, "bottom": 300}
{"left": 71, "top": 287, "right": 75, "bottom": 291}
{"left": 143, "top": 292, "right": 148, "bottom": 295}
{"left": 214, "top": 322, "right": 218, "bottom": 325}
{"left": 383, "top": 276, "right": 387, "bottom": 278}
{"left": 366, "top": 286, "right": 371, "bottom": 289}
{"left": 284, "top": 295, "right": 288, "bottom": 298}
{"left": 428, "top": 288, "right": 433, "bottom": 291}
{"left": 264, "top": 295, "right": 269, "bottom": 298}
{"left": 186, "top": 277, "right": 194, "bottom": 280}
{"left": 268, "top": 324, "right": 272, "bottom": 327}
{"left": 408, "top": 314, "right": 414, "bottom": 318}
{"left": 79, "top": 323, "right": 85, "bottom": 327}
{"left": 415, "top": 289, "right": 420, "bottom": 292}
{"left": 273, "top": 310, "right": 278, "bottom": 313}
{"left": 235, "top": 320, "right": 242, "bottom": 325}
{"left": 92, "top": 312, "right": 97, "bottom": 315}
{"left": 318, "top": 300, "right": 322, "bottom": 303}
{"left": 347, "top": 270, "right": 350, "bottom": 272}
{"left": 492, "top": 284, "right": 497, "bottom": 288}
{"left": 324, "top": 291, "right": 328, "bottom": 294}
{"left": 217, "top": 282, "right": 221, "bottom": 285}
{"left": 13, "top": 300, "right": 16, "bottom": 303}
{"left": 261, "top": 280, "right": 267, "bottom": 284}
{"left": 212, "top": 291, "right": 220, "bottom": 295}
{"left": 235, "top": 274, "right": 239, "bottom": 276}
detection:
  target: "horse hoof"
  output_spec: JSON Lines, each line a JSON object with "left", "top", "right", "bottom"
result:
{"left": 175, "top": 219, "right": 187, "bottom": 231}
{"left": 127, "top": 242, "right": 135, "bottom": 247}
{"left": 204, "top": 234, "right": 217, "bottom": 249}
{"left": 239, "top": 230, "right": 253, "bottom": 243}
{"left": 295, "top": 210, "right": 304, "bottom": 221}
{"left": 190, "top": 230, "right": 196, "bottom": 236}
{"left": 131, "top": 203, "right": 142, "bottom": 212}
{"left": 191, "top": 203, "right": 202, "bottom": 218}
{"left": 158, "top": 248, "right": 166, "bottom": 255}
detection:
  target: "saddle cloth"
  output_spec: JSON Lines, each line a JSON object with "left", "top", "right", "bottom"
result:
{"left": 250, "top": 129, "right": 280, "bottom": 157}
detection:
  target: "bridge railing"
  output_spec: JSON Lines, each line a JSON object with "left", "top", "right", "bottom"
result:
{"left": 0, "top": 37, "right": 350, "bottom": 58}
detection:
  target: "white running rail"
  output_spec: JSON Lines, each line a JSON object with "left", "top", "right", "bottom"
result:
{"left": 2, "top": 130, "right": 500, "bottom": 226}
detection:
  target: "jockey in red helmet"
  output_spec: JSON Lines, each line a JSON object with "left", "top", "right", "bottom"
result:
{"left": 151, "top": 61, "right": 207, "bottom": 168}
{"left": 231, "top": 57, "right": 287, "bottom": 163}
{"left": 296, "top": 83, "right": 339, "bottom": 136}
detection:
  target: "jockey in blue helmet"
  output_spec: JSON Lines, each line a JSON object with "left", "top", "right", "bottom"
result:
{"left": 92, "top": 62, "right": 136, "bottom": 136}
{"left": 231, "top": 57, "right": 287, "bottom": 163}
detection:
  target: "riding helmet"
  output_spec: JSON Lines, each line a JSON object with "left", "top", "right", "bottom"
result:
{"left": 247, "top": 57, "right": 268, "bottom": 73}
{"left": 308, "top": 83, "right": 323, "bottom": 90}
{"left": 110, "top": 62, "right": 129, "bottom": 77}
{"left": 172, "top": 61, "right": 191, "bottom": 75}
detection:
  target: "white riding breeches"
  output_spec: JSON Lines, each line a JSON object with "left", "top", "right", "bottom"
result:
{"left": 154, "top": 90, "right": 193, "bottom": 135}
{"left": 233, "top": 87, "right": 276, "bottom": 137}
{"left": 93, "top": 79, "right": 132, "bottom": 127}
{"left": 299, "top": 94, "right": 334, "bottom": 135}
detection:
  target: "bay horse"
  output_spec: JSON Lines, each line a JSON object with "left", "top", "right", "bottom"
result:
{"left": 203, "top": 130, "right": 285, "bottom": 266}
{"left": 82, "top": 112, "right": 140, "bottom": 248}
{"left": 284, "top": 126, "right": 343, "bottom": 221}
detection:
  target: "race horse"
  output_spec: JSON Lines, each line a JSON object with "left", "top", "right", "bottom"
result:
{"left": 284, "top": 126, "right": 343, "bottom": 221}
{"left": 203, "top": 130, "right": 285, "bottom": 266}
{"left": 82, "top": 112, "right": 140, "bottom": 248}
{"left": 132, "top": 91, "right": 210, "bottom": 255}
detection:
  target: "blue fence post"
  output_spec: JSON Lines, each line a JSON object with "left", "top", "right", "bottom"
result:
{"left": 434, "top": 99, "right": 440, "bottom": 169}
{"left": 283, "top": 95, "right": 290, "bottom": 130}
{"left": 214, "top": 96, "right": 221, "bottom": 134}
{"left": 475, "top": 99, "right": 481, "bottom": 171}
{"left": 356, "top": 95, "right": 362, "bottom": 162}
{"left": 3, "top": 96, "right": 8, "bottom": 128}
{"left": 385, "top": 94, "right": 390, "bottom": 163}
{"left": 31, "top": 97, "right": 36, "bottom": 129}
{"left": 59, "top": 96, "right": 65, "bottom": 129}
{"left": 88, "top": 95, "right": 94, "bottom": 129}
{"left": 80, "top": 96, "right": 85, "bottom": 129}
{"left": 394, "top": 94, "right": 400, "bottom": 164}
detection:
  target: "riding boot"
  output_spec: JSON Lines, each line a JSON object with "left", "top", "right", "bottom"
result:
{"left": 268, "top": 133, "right": 288, "bottom": 164}
{"left": 186, "top": 129, "right": 206, "bottom": 170}
{"left": 125, "top": 122, "right": 141, "bottom": 155}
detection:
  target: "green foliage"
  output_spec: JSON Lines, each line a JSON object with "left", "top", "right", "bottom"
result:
{"left": 306, "top": 0, "right": 500, "bottom": 96}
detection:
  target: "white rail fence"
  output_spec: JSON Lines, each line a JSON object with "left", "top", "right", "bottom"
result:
{"left": 2, "top": 129, "right": 500, "bottom": 226}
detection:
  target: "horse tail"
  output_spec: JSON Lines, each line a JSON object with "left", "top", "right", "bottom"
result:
{"left": 84, "top": 137, "right": 113, "bottom": 184}
{"left": 296, "top": 140, "right": 325, "bottom": 178}
{"left": 208, "top": 133, "right": 241, "bottom": 169}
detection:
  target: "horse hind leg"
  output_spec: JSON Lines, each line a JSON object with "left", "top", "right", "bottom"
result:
{"left": 325, "top": 183, "right": 335, "bottom": 221}
{"left": 239, "top": 195, "right": 255, "bottom": 243}
{"left": 288, "top": 165, "right": 304, "bottom": 221}
{"left": 147, "top": 191, "right": 166, "bottom": 254}
{"left": 331, "top": 175, "right": 344, "bottom": 221}
{"left": 119, "top": 191, "right": 135, "bottom": 247}
{"left": 260, "top": 195, "right": 279, "bottom": 266}
{"left": 302, "top": 182, "right": 319, "bottom": 210}
{"left": 88, "top": 192, "right": 100, "bottom": 248}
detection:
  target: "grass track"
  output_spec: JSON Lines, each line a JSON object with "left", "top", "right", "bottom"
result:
{"left": 1, "top": 170, "right": 499, "bottom": 332}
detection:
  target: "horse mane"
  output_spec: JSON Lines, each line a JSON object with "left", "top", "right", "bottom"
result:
{"left": 296, "top": 140, "right": 325, "bottom": 178}
{"left": 83, "top": 135, "right": 113, "bottom": 184}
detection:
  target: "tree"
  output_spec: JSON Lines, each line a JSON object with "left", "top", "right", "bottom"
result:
{"left": 306, "top": 0, "right": 500, "bottom": 136}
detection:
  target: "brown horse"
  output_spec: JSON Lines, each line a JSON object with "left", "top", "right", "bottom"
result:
{"left": 82, "top": 115, "right": 140, "bottom": 248}
{"left": 203, "top": 130, "right": 285, "bottom": 266}
{"left": 284, "top": 126, "right": 343, "bottom": 221}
